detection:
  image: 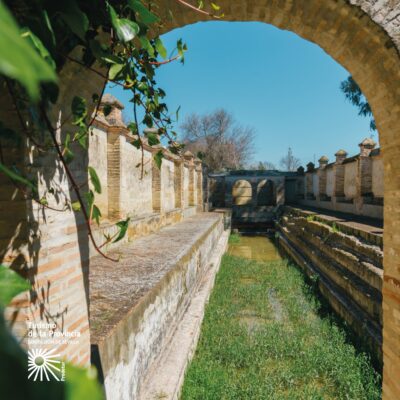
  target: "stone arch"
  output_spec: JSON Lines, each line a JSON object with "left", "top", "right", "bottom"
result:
{"left": 152, "top": 2, "right": 400, "bottom": 397}
{"left": 257, "top": 179, "right": 275, "bottom": 206}
{"left": 232, "top": 179, "right": 252, "bottom": 205}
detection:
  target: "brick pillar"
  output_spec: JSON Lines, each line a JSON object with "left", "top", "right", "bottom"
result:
{"left": 306, "top": 162, "right": 315, "bottom": 199}
{"left": 195, "top": 158, "right": 203, "bottom": 211}
{"left": 184, "top": 151, "right": 195, "bottom": 206}
{"left": 358, "top": 138, "right": 376, "bottom": 197}
{"left": 333, "top": 149, "right": 348, "bottom": 199}
{"left": 152, "top": 151, "right": 162, "bottom": 212}
{"left": 174, "top": 159, "right": 184, "bottom": 209}
{"left": 317, "top": 156, "right": 329, "bottom": 200}
{"left": 107, "top": 128, "right": 122, "bottom": 220}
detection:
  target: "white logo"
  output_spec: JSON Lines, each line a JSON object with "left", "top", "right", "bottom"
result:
{"left": 27, "top": 348, "right": 65, "bottom": 381}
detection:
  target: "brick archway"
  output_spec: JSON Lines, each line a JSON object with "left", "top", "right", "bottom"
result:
{"left": 154, "top": 1, "right": 400, "bottom": 397}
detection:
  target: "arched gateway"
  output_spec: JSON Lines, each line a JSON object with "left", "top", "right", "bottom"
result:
{"left": 153, "top": 2, "right": 400, "bottom": 397}
{"left": 1, "top": 1, "right": 399, "bottom": 398}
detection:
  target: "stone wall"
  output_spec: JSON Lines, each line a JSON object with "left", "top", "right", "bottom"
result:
{"left": 278, "top": 206, "right": 383, "bottom": 365}
{"left": 299, "top": 139, "right": 383, "bottom": 219}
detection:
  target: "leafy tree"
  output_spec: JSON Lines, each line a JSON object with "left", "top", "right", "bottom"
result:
{"left": 340, "top": 76, "right": 376, "bottom": 131}
{"left": 181, "top": 109, "right": 255, "bottom": 171}
{"left": 279, "top": 147, "right": 301, "bottom": 171}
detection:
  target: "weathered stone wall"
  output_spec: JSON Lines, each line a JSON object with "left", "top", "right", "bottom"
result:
{"left": 161, "top": 158, "right": 176, "bottom": 212}
{"left": 299, "top": 140, "right": 383, "bottom": 219}
{"left": 278, "top": 206, "right": 383, "bottom": 364}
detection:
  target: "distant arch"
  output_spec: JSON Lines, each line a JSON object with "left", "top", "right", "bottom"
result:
{"left": 257, "top": 179, "right": 275, "bottom": 206}
{"left": 232, "top": 180, "right": 252, "bottom": 205}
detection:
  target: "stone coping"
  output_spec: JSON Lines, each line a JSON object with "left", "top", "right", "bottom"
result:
{"left": 285, "top": 206, "right": 383, "bottom": 247}
{"left": 89, "top": 213, "right": 222, "bottom": 344}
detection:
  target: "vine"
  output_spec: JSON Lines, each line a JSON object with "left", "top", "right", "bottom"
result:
{"left": 0, "top": 0, "right": 222, "bottom": 262}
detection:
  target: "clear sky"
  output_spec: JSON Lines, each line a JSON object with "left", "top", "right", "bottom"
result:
{"left": 109, "top": 21, "right": 376, "bottom": 168}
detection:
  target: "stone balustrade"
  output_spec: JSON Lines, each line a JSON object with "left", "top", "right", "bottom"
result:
{"left": 299, "top": 138, "right": 383, "bottom": 219}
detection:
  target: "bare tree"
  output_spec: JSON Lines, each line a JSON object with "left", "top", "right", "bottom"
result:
{"left": 279, "top": 147, "right": 301, "bottom": 171}
{"left": 180, "top": 109, "right": 255, "bottom": 171}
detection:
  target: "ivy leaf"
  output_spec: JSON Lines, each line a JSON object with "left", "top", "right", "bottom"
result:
{"left": 128, "top": 122, "right": 138, "bottom": 135}
{"left": 139, "top": 36, "right": 155, "bottom": 58}
{"left": 154, "top": 150, "right": 163, "bottom": 168}
{"left": 88, "top": 167, "right": 101, "bottom": 194}
{"left": 155, "top": 38, "right": 167, "bottom": 59}
{"left": 103, "top": 104, "right": 112, "bottom": 117}
{"left": 109, "top": 4, "right": 139, "bottom": 43}
{"left": 132, "top": 139, "right": 141, "bottom": 149}
{"left": 71, "top": 96, "right": 87, "bottom": 124}
{"left": 71, "top": 201, "right": 81, "bottom": 212}
{"left": 20, "top": 27, "right": 56, "bottom": 70}
{"left": 109, "top": 63, "right": 124, "bottom": 80}
{"left": 0, "top": 163, "right": 37, "bottom": 193}
{"left": 59, "top": 0, "right": 89, "bottom": 41}
{"left": 147, "top": 133, "right": 159, "bottom": 146}
{"left": 0, "top": 2, "right": 57, "bottom": 101}
{"left": 92, "top": 205, "right": 102, "bottom": 225}
{"left": 113, "top": 218, "right": 130, "bottom": 243}
{"left": 0, "top": 265, "right": 30, "bottom": 307}
{"left": 127, "top": 0, "right": 159, "bottom": 25}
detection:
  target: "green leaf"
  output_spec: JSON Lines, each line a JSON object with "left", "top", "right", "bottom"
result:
{"left": 127, "top": 0, "right": 159, "bottom": 25}
{"left": 147, "top": 133, "right": 159, "bottom": 146}
{"left": 20, "top": 27, "right": 56, "bottom": 70}
{"left": 88, "top": 167, "right": 102, "bottom": 194}
{"left": 92, "top": 205, "right": 102, "bottom": 225}
{"left": 154, "top": 149, "right": 163, "bottom": 168}
{"left": 0, "top": 163, "right": 37, "bottom": 193}
{"left": 198, "top": 1, "right": 204, "bottom": 9}
{"left": 109, "top": 63, "right": 124, "bottom": 80}
{"left": 143, "top": 114, "right": 153, "bottom": 127}
{"left": 132, "top": 139, "right": 141, "bottom": 149}
{"left": 155, "top": 38, "right": 167, "bottom": 59}
{"left": 176, "top": 105, "right": 181, "bottom": 121}
{"left": 0, "top": 265, "right": 30, "bottom": 307}
{"left": 85, "top": 190, "right": 94, "bottom": 211}
{"left": 71, "top": 201, "right": 81, "bottom": 212}
{"left": 128, "top": 122, "right": 138, "bottom": 135}
{"left": 113, "top": 218, "right": 130, "bottom": 243}
{"left": 59, "top": 0, "right": 89, "bottom": 41}
{"left": 139, "top": 36, "right": 155, "bottom": 58}
{"left": 71, "top": 96, "right": 87, "bottom": 124}
{"left": 64, "top": 133, "right": 74, "bottom": 163}
{"left": 65, "top": 364, "right": 104, "bottom": 400}
{"left": 109, "top": 4, "right": 140, "bottom": 43}
{"left": 0, "top": 2, "right": 57, "bottom": 100}
{"left": 211, "top": 2, "right": 220, "bottom": 10}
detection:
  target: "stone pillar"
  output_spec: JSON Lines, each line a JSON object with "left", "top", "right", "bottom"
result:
{"left": 107, "top": 128, "right": 122, "bottom": 220}
{"left": 317, "top": 156, "right": 329, "bottom": 200}
{"left": 152, "top": 150, "right": 162, "bottom": 213}
{"left": 194, "top": 158, "right": 203, "bottom": 211}
{"left": 184, "top": 151, "right": 195, "bottom": 206}
{"left": 174, "top": 159, "right": 184, "bottom": 209}
{"left": 296, "top": 166, "right": 305, "bottom": 200}
{"left": 306, "top": 162, "right": 315, "bottom": 199}
{"left": 358, "top": 138, "right": 376, "bottom": 197}
{"left": 333, "top": 149, "right": 348, "bottom": 200}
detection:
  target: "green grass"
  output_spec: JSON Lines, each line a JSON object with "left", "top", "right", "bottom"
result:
{"left": 181, "top": 255, "right": 381, "bottom": 400}
{"left": 228, "top": 233, "right": 241, "bottom": 244}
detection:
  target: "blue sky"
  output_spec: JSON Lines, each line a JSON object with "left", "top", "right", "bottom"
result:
{"left": 109, "top": 21, "right": 375, "bottom": 168}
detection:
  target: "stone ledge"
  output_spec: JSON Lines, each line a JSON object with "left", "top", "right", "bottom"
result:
{"left": 89, "top": 212, "right": 224, "bottom": 399}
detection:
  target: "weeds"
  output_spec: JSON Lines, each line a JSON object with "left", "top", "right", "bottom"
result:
{"left": 181, "top": 255, "right": 381, "bottom": 400}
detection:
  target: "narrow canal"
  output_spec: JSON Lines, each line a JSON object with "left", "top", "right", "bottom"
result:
{"left": 180, "top": 234, "right": 381, "bottom": 399}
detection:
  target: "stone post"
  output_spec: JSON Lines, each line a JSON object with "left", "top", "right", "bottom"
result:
{"left": 306, "top": 162, "right": 315, "bottom": 199}
{"left": 333, "top": 149, "right": 348, "bottom": 200}
{"left": 317, "top": 156, "right": 329, "bottom": 200}
{"left": 151, "top": 148, "right": 163, "bottom": 213}
{"left": 174, "top": 158, "right": 184, "bottom": 209}
{"left": 194, "top": 158, "right": 203, "bottom": 211}
{"left": 296, "top": 166, "right": 305, "bottom": 200}
{"left": 184, "top": 151, "right": 195, "bottom": 206}
{"left": 358, "top": 138, "right": 376, "bottom": 197}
